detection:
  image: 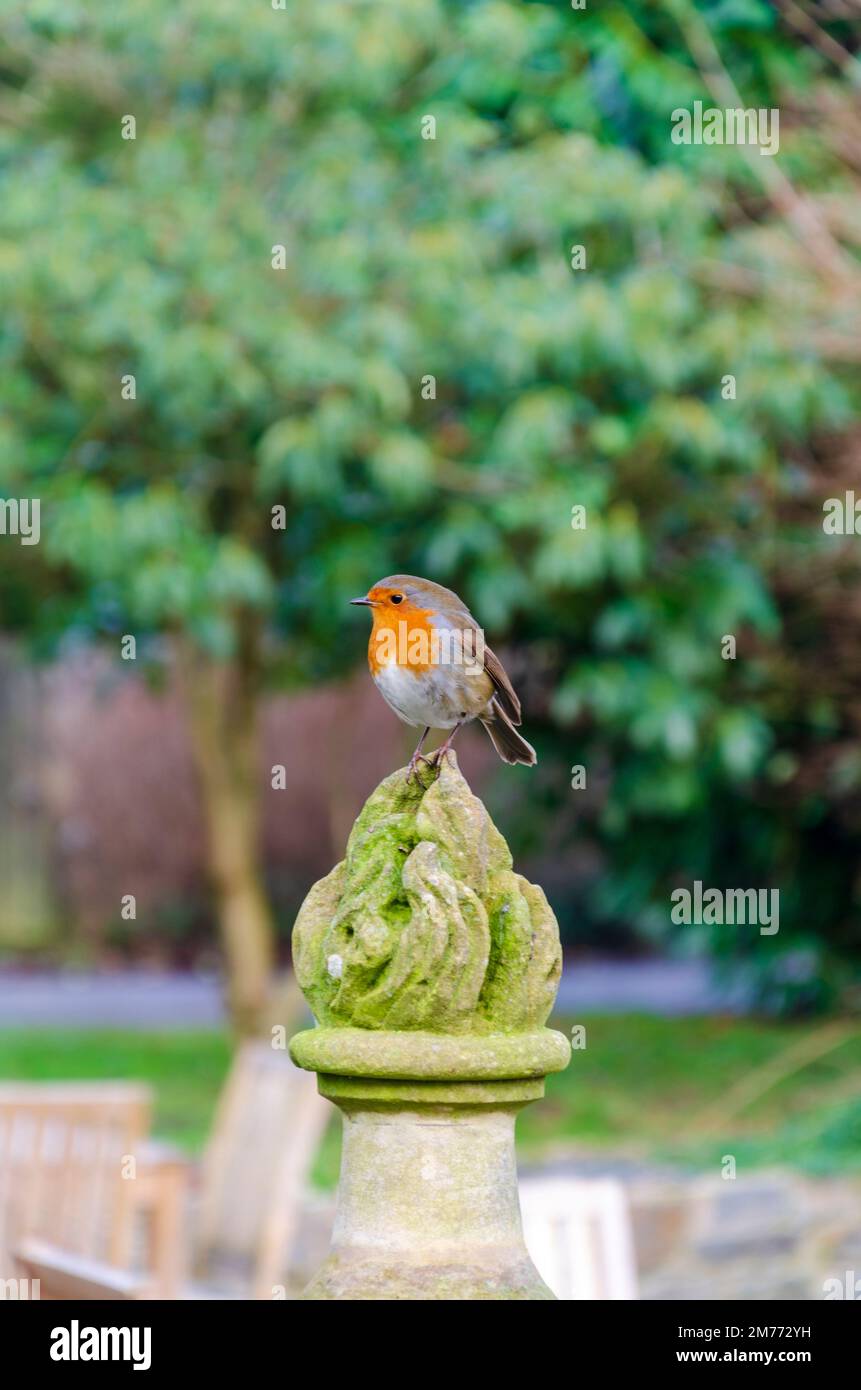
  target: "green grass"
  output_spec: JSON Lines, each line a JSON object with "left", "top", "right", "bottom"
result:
{"left": 0, "top": 1030, "right": 231, "bottom": 1152}
{"left": 522, "top": 1013, "right": 861, "bottom": 1176}
{"left": 1, "top": 1015, "right": 858, "bottom": 1183}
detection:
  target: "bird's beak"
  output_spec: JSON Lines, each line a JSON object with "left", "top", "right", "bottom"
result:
{"left": 350, "top": 595, "right": 374, "bottom": 606}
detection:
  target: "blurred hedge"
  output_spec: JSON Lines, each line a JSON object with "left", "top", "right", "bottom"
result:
{"left": 0, "top": 1, "right": 859, "bottom": 1009}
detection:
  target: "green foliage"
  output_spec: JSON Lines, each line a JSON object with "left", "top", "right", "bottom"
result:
{"left": 0, "top": 1, "right": 859, "bottom": 1004}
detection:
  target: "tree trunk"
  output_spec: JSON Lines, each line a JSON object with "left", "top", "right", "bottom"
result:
{"left": 176, "top": 629, "right": 277, "bottom": 1037}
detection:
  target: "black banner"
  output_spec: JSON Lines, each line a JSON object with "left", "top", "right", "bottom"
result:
{"left": 5, "top": 1297, "right": 856, "bottom": 1374}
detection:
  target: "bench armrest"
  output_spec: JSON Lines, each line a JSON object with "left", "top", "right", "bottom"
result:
{"left": 16, "top": 1238, "right": 154, "bottom": 1301}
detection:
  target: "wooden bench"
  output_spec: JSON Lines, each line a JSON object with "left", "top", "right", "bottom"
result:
{"left": 3, "top": 1045, "right": 331, "bottom": 1299}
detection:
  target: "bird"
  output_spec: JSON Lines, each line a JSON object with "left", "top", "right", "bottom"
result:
{"left": 350, "top": 574, "right": 536, "bottom": 779}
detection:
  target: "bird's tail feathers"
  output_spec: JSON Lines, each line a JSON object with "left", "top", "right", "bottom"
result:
{"left": 481, "top": 705, "right": 537, "bottom": 766}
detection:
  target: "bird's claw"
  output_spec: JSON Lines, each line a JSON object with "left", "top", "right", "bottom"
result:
{"left": 427, "top": 744, "right": 456, "bottom": 771}
{"left": 406, "top": 752, "right": 436, "bottom": 784}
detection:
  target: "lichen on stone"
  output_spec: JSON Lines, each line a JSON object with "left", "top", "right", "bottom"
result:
{"left": 292, "top": 754, "right": 562, "bottom": 1034}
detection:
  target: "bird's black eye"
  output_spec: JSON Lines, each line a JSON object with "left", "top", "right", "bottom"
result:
{"left": 391, "top": 594, "right": 403, "bottom": 604}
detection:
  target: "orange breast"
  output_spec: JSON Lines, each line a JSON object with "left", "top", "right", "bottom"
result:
{"left": 368, "top": 608, "right": 436, "bottom": 677}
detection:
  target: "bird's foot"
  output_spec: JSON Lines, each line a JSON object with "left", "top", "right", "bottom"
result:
{"left": 428, "top": 740, "right": 457, "bottom": 770}
{"left": 406, "top": 751, "right": 436, "bottom": 784}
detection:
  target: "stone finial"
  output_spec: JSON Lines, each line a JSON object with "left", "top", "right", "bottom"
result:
{"left": 292, "top": 755, "right": 568, "bottom": 1069}
{"left": 290, "top": 754, "right": 571, "bottom": 1300}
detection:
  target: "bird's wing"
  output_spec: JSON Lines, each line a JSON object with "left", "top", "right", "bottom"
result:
{"left": 440, "top": 606, "right": 523, "bottom": 726}
{"left": 483, "top": 644, "right": 522, "bottom": 726}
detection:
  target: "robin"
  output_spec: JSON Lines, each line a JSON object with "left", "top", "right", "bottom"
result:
{"left": 351, "top": 574, "right": 537, "bottom": 778}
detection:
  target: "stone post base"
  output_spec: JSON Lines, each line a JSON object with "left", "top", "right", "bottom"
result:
{"left": 301, "top": 1076, "right": 554, "bottom": 1301}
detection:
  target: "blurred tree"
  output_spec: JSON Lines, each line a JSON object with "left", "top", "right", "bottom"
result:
{"left": 0, "top": 1, "right": 858, "bottom": 1024}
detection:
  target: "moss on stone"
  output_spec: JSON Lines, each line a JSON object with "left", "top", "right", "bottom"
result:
{"left": 290, "top": 1025, "right": 571, "bottom": 1083}
{"left": 292, "top": 754, "right": 563, "bottom": 1035}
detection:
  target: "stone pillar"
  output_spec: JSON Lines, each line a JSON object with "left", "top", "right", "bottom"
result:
{"left": 290, "top": 754, "right": 571, "bottom": 1300}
